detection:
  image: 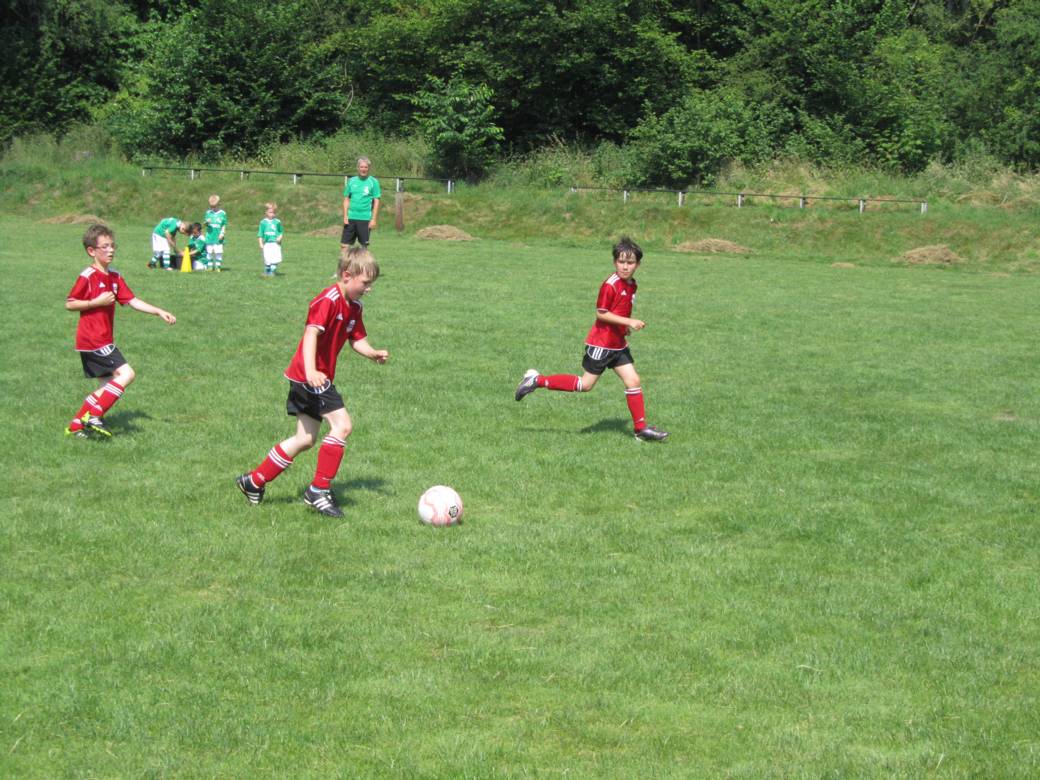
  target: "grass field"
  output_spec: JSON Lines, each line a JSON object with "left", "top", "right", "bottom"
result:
{"left": 1, "top": 214, "right": 1038, "bottom": 777}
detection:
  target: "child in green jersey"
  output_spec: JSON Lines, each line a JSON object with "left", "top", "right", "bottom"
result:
{"left": 203, "top": 194, "right": 228, "bottom": 271}
{"left": 150, "top": 218, "right": 189, "bottom": 270}
{"left": 258, "top": 202, "right": 284, "bottom": 277}
{"left": 188, "top": 223, "right": 207, "bottom": 270}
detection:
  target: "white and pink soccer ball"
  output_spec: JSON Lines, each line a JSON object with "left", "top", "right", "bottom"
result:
{"left": 417, "top": 485, "right": 464, "bottom": 527}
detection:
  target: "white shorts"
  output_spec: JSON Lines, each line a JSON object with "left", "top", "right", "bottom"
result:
{"left": 205, "top": 243, "right": 224, "bottom": 256}
{"left": 262, "top": 243, "right": 283, "bottom": 265}
{"left": 152, "top": 234, "right": 171, "bottom": 254}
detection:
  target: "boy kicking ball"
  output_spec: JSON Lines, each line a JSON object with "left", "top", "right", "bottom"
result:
{"left": 65, "top": 224, "right": 177, "bottom": 438}
{"left": 515, "top": 236, "right": 669, "bottom": 442}
{"left": 236, "top": 247, "right": 389, "bottom": 517}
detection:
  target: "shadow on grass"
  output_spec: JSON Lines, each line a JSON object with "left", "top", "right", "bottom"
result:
{"left": 103, "top": 409, "right": 153, "bottom": 434}
{"left": 518, "top": 418, "right": 630, "bottom": 436}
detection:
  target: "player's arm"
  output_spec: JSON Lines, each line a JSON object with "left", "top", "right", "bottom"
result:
{"left": 596, "top": 308, "right": 645, "bottom": 331}
{"left": 350, "top": 337, "right": 388, "bottom": 364}
{"left": 343, "top": 196, "right": 350, "bottom": 224}
{"left": 302, "top": 325, "right": 327, "bottom": 387}
{"left": 369, "top": 198, "right": 380, "bottom": 228}
{"left": 65, "top": 292, "right": 116, "bottom": 311}
{"left": 128, "top": 298, "right": 177, "bottom": 324}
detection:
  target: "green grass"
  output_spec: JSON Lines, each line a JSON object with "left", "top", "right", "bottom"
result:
{"left": 1, "top": 215, "right": 1039, "bottom": 777}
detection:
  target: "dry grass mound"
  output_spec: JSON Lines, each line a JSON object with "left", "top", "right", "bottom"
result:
{"left": 901, "top": 245, "right": 962, "bottom": 265}
{"left": 831, "top": 262, "right": 857, "bottom": 269}
{"left": 41, "top": 213, "right": 105, "bottom": 225}
{"left": 416, "top": 225, "right": 474, "bottom": 241}
{"left": 674, "top": 238, "right": 751, "bottom": 255}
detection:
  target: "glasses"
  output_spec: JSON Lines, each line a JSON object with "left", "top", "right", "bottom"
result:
{"left": 96, "top": 243, "right": 117, "bottom": 250}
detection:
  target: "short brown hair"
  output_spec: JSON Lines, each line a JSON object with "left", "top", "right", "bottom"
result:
{"left": 338, "top": 245, "right": 380, "bottom": 280}
{"left": 612, "top": 235, "right": 643, "bottom": 263}
{"left": 82, "top": 223, "right": 114, "bottom": 250}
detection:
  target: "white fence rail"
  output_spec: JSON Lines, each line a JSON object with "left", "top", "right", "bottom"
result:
{"left": 569, "top": 186, "right": 928, "bottom": 214}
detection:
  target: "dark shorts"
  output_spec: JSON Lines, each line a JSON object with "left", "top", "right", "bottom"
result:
{"left": 341, "top": 220, "right": 371, "bottom": 247}
{"left": 286, "top": 380, "right": 345, "bottom": 420}
{"left": 582, "top": 345, "right": 633, "bottom": 375}
{"left": 79, "top": 345, "right": 128, "bottom": 378}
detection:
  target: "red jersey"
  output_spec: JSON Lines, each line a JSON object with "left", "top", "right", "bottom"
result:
{"left": 284, "top": 285, "right": 367, "bottom": 383}
{"left": 585, "top": 273, "right": 637, "bottom": 350}
{"left": 67, "top": 266, "right": 136, "bottom": 351}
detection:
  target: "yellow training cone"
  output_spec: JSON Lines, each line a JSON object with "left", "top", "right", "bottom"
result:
{"left": 181, "top": 247, "right": 192, "bottom": 273}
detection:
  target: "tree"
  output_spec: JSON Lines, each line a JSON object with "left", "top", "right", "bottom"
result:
{"left": 407, "top": 76, "right": 504, "bottom": 180}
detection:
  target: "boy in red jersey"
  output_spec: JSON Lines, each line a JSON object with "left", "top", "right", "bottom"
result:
{"left": 515, "top": 236, "right": 669, "bottom": 441}
{"left": 236, "top": 247, "right": 390, "bottom": 517}
{"left": 65, "top": 224, "right": 177, "bottom": 438}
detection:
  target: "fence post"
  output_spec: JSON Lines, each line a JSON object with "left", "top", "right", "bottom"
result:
{"left": 737, "top": 193, "right": 744, "bottom": 208}
{"left": 858, "top": 199, "right": 865, "bottom": 214}
{"left": 623, "top": 190, "right": 629, "bottom": 204}
{"left": 678, "top": 191, "right": 685, "bottom": 207}
{"left": 190, "top": 168, "right": 197, "bottom": 181}
{"left": 447, "top": 179, "right": 454, "bottom": 193}
{"left": 570, "top": 186, "right": 577, "bottom": 194}
{"left": 920, "top": 201, "right": 928, "bottom": 215}
{"left": 799, "top": 197, "right": 806, "bottom": 209}
{"left": 141, "top": 168, "right": 147, "bottom": 177}
{"left": 292, "top": 173, "right": 301, "bottom": 185}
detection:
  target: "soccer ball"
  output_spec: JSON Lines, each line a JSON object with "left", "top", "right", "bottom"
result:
{"left": 417, "top": 485, "right": 464, "bottom": 527}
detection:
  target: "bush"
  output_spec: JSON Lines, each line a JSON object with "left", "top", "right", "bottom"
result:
{"left": 624, "top": 88, "right": 778, "bottom": 188}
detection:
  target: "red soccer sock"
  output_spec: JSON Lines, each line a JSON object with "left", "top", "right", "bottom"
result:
{"left": 625, "top": 386, "right": 647, "bottom": 430}
{"left": 312, "top": 435, "right": 346, "bottom": 490}
{"left": 74, "top": 380, "right": 126, "bottom": 421}
{"left": 251, "top": 444, "right": 293, "bottom": 487}
{"left": 540, "top": 374, "right": 582, "bottom": 392}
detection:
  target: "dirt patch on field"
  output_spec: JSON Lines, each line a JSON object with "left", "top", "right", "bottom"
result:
{"left": 306, "top": 225, "right": 342, "bottom": 237}
{"left": 831, "top": 262, "right": 857, "bottom": 269}
{"left": 416, "top": 225, "right": 474, "bottom": 241}
{"left": 41, "top": 213, "right": 105, "bottom": 225}
{"left": 901, "top": 244, "right": 962, "bottom": 265}
{"left": 674, "top": 239, "right": 751, "bottom": 255}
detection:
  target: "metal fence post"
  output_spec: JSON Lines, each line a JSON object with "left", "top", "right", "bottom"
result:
{"left": 799, "top": 197, "right": 806, "bottom": 209}
{"left": 737, "top": 194, "right": 744, "bottom": 208}
{"left": 447, "top": 180, "right": 454, "bottom": 193}
{"left": 858, "top": 199, "right": 865, "bottom": 214}
{"left": 920, "top": 201, "right": 928, "bottom": 215}
{"left": 678, "top": 191, "right": 685, "bottom": 207}
{"left": 190, "top": 169, "right": 196, "bottom": 180}
{"left": 623, "top": 190, "right": 629, "bottom": 204}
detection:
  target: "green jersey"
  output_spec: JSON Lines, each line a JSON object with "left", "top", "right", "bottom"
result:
{"left": 258, "top": 217, "right": 283, "bottom": 244}
{"left": 343, "top": 175, "right": 381, "bottom": 220}
{"left": 153, "top": 217, "right": 181, "bottom": 238}
{"left": 204, "top": 209, "right": 227, "bottom": 244}
{"left": 188, "top": 235, "right": 207, "bottom": 257}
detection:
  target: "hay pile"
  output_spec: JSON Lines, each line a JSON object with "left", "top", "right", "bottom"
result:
{"left": 674, "top": 238, "right": 751, "bottom": 255}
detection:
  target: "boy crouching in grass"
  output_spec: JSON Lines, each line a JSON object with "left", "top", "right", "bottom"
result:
{"left": 237, "top": 247, "right": 389, "bottom": 517}
{"left": 515, "top": 236, "right": 669, "bottom": 441}
{"left": 66, "top": 224, "right": 177, "bottom": 438}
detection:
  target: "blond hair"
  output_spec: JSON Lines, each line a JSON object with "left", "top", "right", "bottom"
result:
{"left": 338, "top": 245, "right": 380, "bottom": 280}
{"left": 208, "top": 194, "right": 220, "bottom": 206}
{"left": 264, "top": 201, "right": 277, "bottom": 212}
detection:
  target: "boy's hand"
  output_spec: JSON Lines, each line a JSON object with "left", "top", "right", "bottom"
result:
{"left": 158, "top": 310, "right": 176, "bottom": 325}
{"left": 629, "top": 319, "right": 646, "bottom": 331}
{"left": 306, "top": 370, "right": 329, "bottom": 388}
{"left": 371, "top": 350, "right": 389, "bottom": 364}
{"left": 93, "top": 291, "right": 116, "bottom": 307}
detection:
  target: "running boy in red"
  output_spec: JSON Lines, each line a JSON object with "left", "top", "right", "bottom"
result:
{"left": 515, "top": 236, "right": 669, "bottom": 441}
{"left": 65, "top": 224, "right": 177, "bottom": 438}
{"left": 236, "top": 247, "right": 390, "bottom": 517}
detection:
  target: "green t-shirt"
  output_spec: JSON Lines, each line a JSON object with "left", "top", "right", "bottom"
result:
{"left": 258, "top": 217, "right": 283, "bottom": 244}
{"left": 204, "top": 209, "right": 227, "bottom": 244}
{"left": 188, "top": 235, "right": 207, "bottom": 257}
{"left": 343, "top": 175, "right": 381, "bottom": 220}
{"left": 153, "top": 217, "right": 181, "bottom": 237}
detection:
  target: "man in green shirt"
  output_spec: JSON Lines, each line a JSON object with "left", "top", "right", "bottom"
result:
{"left": 340, "top": 157, "right": 381, "bottom": 249}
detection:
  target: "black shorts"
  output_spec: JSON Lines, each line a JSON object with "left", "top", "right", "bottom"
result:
{"left": 286, "top": 380, "right": 345, "bottom": 420}
{"left": 582, "top": 345, "right": 633, "bottom": 375}
{"left": 340, "top": 220, "right": 371, "bottom": 247}
{"left": 79, "top": 345, "right": 128, "bottom": 378}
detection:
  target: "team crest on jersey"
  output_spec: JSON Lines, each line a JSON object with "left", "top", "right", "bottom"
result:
{"left": 347, "top": 319, "right": 356, "bottom": 331}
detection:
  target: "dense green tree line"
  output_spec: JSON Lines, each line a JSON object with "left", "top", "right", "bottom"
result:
{"left": 3, "top": 0, "right": 1037, "bottom": 182}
